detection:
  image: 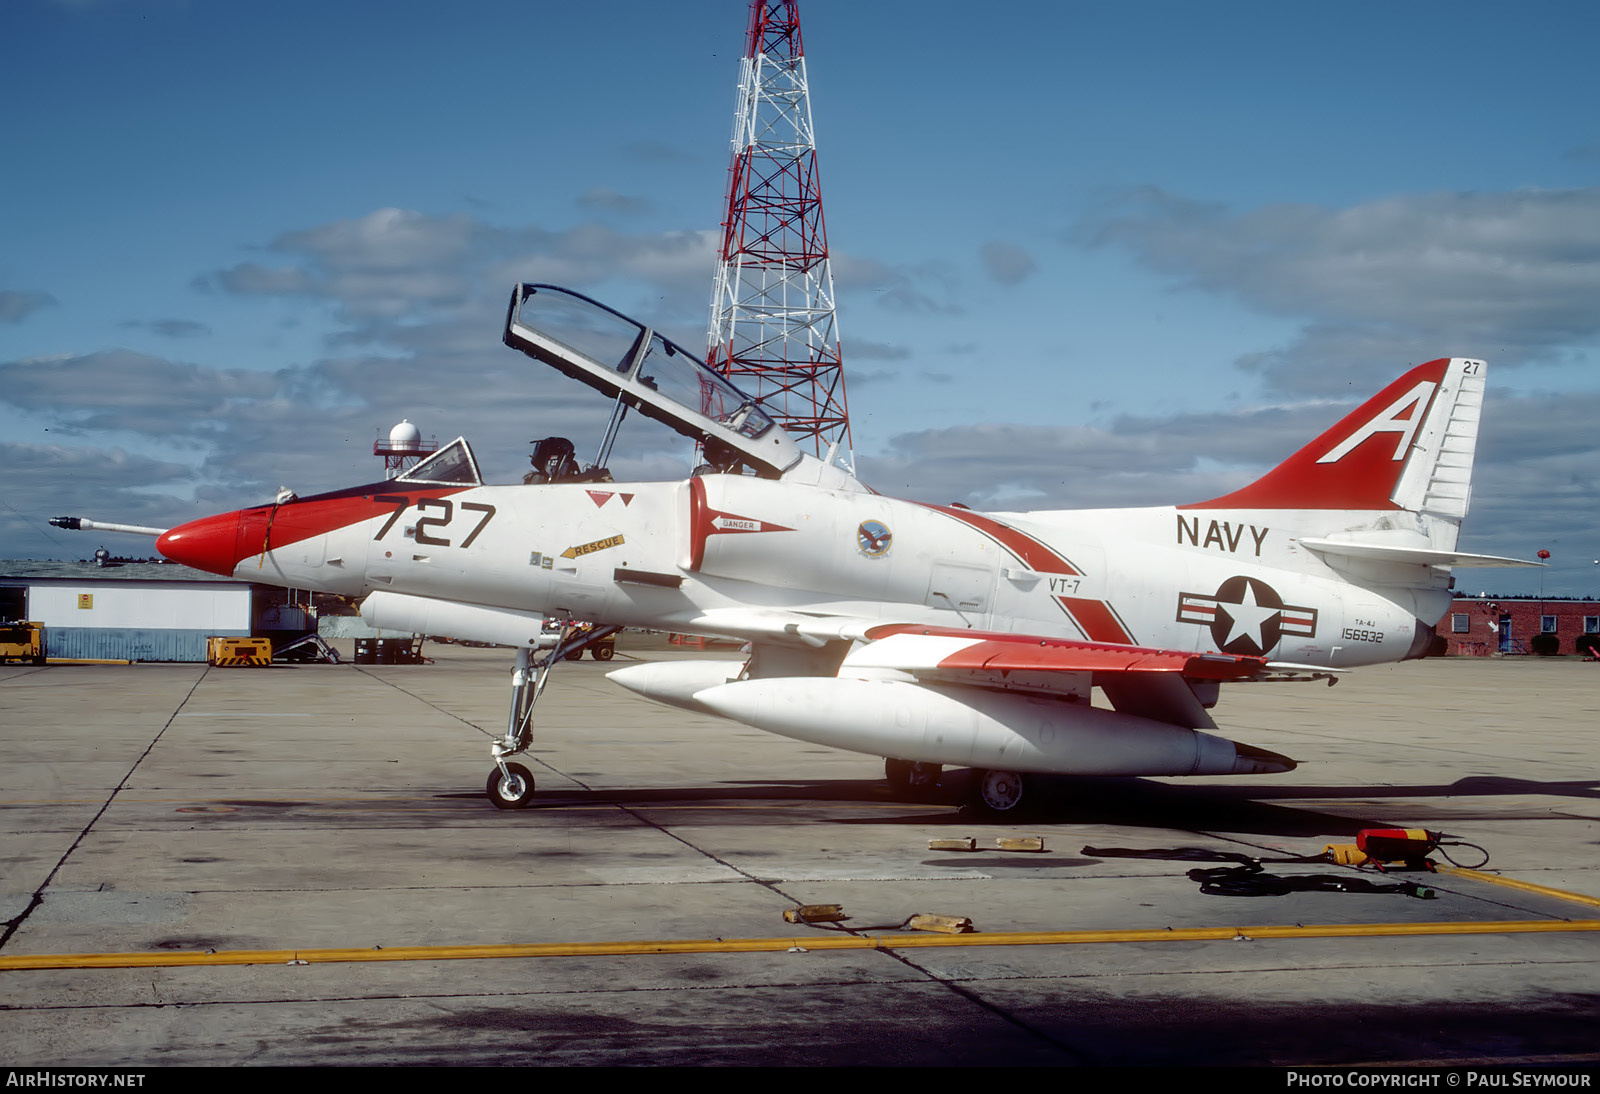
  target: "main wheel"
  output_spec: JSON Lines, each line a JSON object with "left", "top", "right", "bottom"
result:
{"left": 971, "top": 768, "right": 1028, "bottom": 816}
{"left": 594, "top": 644, "right": 615, "bottom": 661}
{"left": 487, "top": 762, "right": 536, "bottom": 810}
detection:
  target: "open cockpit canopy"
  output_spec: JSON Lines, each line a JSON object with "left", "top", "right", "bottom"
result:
{"left": 503, "top": 284, "right": 802, "bottom": 478}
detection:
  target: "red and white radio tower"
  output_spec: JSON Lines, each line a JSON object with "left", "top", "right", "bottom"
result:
{"left": 708, "top": 0, "right": 851, "bottom": 464}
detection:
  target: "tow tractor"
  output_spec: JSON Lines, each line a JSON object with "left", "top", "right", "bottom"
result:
{"left": 562, "top": 622, "right": 617, "bottom": 661}
{"left": 0, "top": 621, "right": 45, "bottom": 665}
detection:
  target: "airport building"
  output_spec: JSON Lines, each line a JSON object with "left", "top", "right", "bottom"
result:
{"left": 1440, "top": 595, "right": 1600, "bottom": 657}
{"left": 0, "top": 558, "right": 312, "bottom": 662}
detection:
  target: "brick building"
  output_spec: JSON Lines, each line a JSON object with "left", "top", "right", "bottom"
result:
{"left": 1439, "top": 596, "right": 1600, "bottom": 656}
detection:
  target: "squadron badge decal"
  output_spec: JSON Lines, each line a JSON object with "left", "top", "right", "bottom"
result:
{"left": 857, "top": 520, "right": 892, "bottom": 558}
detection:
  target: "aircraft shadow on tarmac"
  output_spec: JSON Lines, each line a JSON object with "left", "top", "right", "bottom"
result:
{"left": 442, "top": 771, "right": 1600, "bottom": 838}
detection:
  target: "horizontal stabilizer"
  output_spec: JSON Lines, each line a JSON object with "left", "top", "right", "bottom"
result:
{"left": 1297, "top": 538, "right": 1542, "bottom": 569}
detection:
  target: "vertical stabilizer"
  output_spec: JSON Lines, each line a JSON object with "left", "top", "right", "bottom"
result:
{"left": 1388, "top": 359, "right": 1483, "bottom": 520}
{"left": 1183, "top": 358, "right": 1485, "bottom": 516}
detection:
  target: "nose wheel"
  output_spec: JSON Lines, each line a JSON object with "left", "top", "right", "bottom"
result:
{"left": 487, "top": 762, "right": 536, "bottom": 810}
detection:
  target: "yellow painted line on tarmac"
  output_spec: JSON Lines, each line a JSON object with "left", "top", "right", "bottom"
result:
{"left": 3, "top": 919, "right": 1597, "bottom": 972}
{"left": 1439, "top": 867, "right": 1600, "bottom": 909}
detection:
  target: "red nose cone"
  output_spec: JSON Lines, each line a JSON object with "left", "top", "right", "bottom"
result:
{"left": 157, "top": 511, "right": 245, "bottom": 577}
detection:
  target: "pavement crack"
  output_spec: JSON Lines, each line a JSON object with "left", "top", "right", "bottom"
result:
{"left": 0, "top": 667, "right": 210, "bottom": 951}
{"left": 349, "top": 665, "right": 499, "bottom": 737}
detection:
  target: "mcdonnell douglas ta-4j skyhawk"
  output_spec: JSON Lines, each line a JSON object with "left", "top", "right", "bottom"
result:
{"left": 67, "top": 285, "right": 1535, "bottom": 814}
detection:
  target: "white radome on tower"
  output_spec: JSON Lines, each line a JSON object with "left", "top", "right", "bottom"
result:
{"left": 389, "top": 419, "right": 423, "bottom": 451}
{"left": 374, "top": 418, "right": 437, "bottom": 478}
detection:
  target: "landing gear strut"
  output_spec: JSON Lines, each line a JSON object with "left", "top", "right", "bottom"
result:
{"left": 487, "top": 623, "right": 622, "bottom": 810}
{"left": 885, "top": 758, "right": 942, "bottom": 794}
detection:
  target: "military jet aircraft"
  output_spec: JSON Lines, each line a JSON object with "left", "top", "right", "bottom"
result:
{"left": 105, "top": 284, "right": 1534, "bottom": 814}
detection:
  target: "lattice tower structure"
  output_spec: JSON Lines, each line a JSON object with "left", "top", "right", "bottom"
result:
{"left": 707, "top": 0, "right": 851, "bottom": 463}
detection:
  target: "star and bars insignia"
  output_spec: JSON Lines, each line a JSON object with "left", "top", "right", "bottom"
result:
{"left": 1177, "top": 576, "right": 1318, "bottom": 657}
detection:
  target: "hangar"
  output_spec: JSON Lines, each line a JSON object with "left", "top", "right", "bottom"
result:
{"left": 0, "top": 556, "right": 311, "bottom": 662}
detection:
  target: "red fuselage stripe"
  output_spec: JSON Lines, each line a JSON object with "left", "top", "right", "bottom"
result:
{"left": 921, "top": 504, "right": 1081, "bottom": 575}
{"left": 920, "top": 504, "right": 1135, "bottom": 644}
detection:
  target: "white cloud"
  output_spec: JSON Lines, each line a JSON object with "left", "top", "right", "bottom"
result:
{"left": 1078, "top": 185, "right": 1600, "bottom": 393}
{"left": 979, "top": 241, "right": 1036, "bottom": 286}
{"left": 205, "top": 263, "right": 315, "bottom": 296}
{"left": 0, "top": 441, "right": 197, "bottom": 559}
{"left": 0, "top": 350, "right": 282, "bottom": 436}
{"left": 120, "top": 318, "right": 211, "bottom": 339}
{"left": 845, "top": 338, "right": 910, "bottom": 361}
{"left": 0, "top": 289, "right": 58, "bottom": 324}
{"left": 577, "top": 187, "right": 653, "bottom": 216}
{"left": 201, "top": 208, "right": 724, "bottom": 333}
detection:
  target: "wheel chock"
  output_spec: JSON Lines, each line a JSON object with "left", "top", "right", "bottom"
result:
{"left": 928, "top": 838, "right": 977, "bottom": 851}
{"left": 784, "top": 904, "right": 847, "bottom": 925}
{"left": 908, "top": 914, "right": 974, "bottom": 935}
{"left": 994, "top": 836, "right": 1047, "bottom": 853}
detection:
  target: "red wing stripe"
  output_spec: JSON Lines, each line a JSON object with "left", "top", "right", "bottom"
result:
{"left": 936, "top": 640, "right": 1188, "bottom": 673}
{"left": 859, "top": 624, "right": 1266, "bottom": 680}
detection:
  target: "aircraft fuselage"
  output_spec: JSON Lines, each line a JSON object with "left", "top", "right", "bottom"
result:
{"left": 159, "top": 471, "right": 1434, "bottom": 670}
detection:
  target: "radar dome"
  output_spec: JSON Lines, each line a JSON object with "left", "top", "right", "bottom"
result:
{"left": 389, "top": 419, "right": 422, "bottom": 451}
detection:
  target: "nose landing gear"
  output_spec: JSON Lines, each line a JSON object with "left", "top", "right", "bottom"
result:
{"left": 487, "top": 623, "right": 622, "bottom": 810}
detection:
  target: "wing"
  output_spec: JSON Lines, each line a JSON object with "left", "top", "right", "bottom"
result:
{"left": 669, "top": 608, "right": 1327, "bottom": 682}
{"left": 668, "top": 609, "right": 1330, "bottom": 731}
{"left": 847, "top": 623, "right": 1269, "bottom": 681}
{"left": 844, "top": 624, "right": 1286, "bottom": 731}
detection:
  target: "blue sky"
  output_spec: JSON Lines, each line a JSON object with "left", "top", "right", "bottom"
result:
{"left": 4, "top": 0, "right": 1599, "bottom": 594}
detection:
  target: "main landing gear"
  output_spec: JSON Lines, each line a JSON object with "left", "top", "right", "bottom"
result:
{"left": 487, "top": 623, "right": 623, "bottom": 810}
{"left": 969, "top": 768, "right": 1032, "bottom": 818}
{"left": 883, "top": 754, "right": 1030, "bottom": 815}
{"left": 884, "top": 758, "right": 942, "bottom": 793}
{"left": 885, "top": 758, "right": 1034, "bottom": 816}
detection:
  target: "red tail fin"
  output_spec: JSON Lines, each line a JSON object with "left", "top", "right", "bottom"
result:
{"left": 1182, "top": 358, "right": 1466, "bottom": 511}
